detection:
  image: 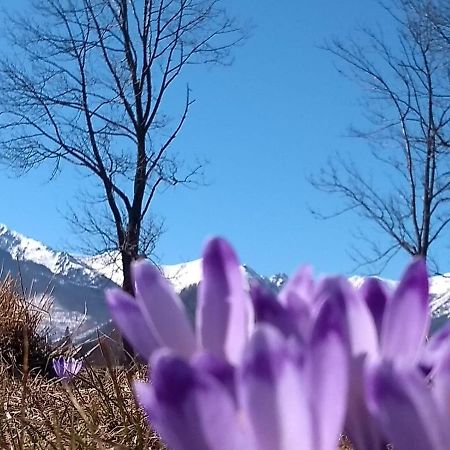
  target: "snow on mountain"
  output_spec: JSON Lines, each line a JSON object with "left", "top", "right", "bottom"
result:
{"left": 348, "top": 275, "right": 397, "bottom": 290}
{"left": 429, "top": 275, "right": 450, "bottom": 316}
{"left": 0, "top": 224, "right": 106, "bottom": 283}
{"left": 82, "top": 253, "right": 206, "bottom": 292}
{"left": 1, "top": 224, "right": 450, "bottom": 345}
{"left": 0, "top": 225, "right": 117, "bottom": 342}
{"left": 80, "top": 251, "right": 123, "bottom": 286}
{"left": 81, "top": 253, "right": 282, "bottom": 294}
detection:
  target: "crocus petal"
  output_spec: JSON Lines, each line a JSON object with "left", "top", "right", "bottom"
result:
{"left": 359, "top": 278, "right": 388, "bottom": 336}
{"left": 52, "top": 356, "right": 64, "bottom": 378}
{"left": 132, "top": 260, "right": 196, "bottom": 359}
{"left": 380, "top": 259, "right": 429, "bottom": 365}
{"left": 420, "top": 320, "right": 450, "bottom": 376}
{"left": 345, "top": 356, "right": 384, "bottom": 450}
{"left": 250, "top": 283, "right": 304, "bottom": 340}
{"left": 68, "top": 358, "right": 82, "bottom": 376}
{"left": 430, "top": 346, "right": 450, "bottom": 422}
{"left": 279, "top": 265, "right": 314, "bottom": 309}
{"left": 197, "top": 237, "right": 253, "bottom": 364}
{"left": 105, "top": 288, "right": 160, "bottom": 360}
{"left": 135, "top": 350, "right": 250, "bottom": 450}
{"left": 307, "top": 295, "right": 349, "bottom": 450}
{"left": 366, "top": 362, "right": 447, "bottom": 450}
{"left": 238, "top": 325, "right": 313, "bottom": 450}
{"left": 315, "top": 277, "right": 378, "bottom": 359}
{"left": 192, "top": 352, "right": 236, "bottom": 401}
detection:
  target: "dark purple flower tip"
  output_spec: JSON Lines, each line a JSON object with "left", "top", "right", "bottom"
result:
{"left": 239, "top": 324, "right": 314, "bottom": 450}
{"left": 307, "top": 296, "right": 350, "bottom": 450}
{"left": 197, "top": 237, "right": 253, "bottom": 364}
{"left": 141, "top": 348, "right": 250, "bottom": 450}
{"left": 250, "top": 283, "right": 303, "bottom": 339}
{"left": 315, "top": 277, "right": 378, "bottom": 358}
{"left": 202, "top": 237, "right": 241, "bottom": 281}
{"left": 52, "top": 356, "right": 82, "bottom": 382}
{"left": 365, "top": 361, "right": 448, "bottom": 450}
{"left": 150, "top": 350, "right": 197, "bottom": 405}
{"left": 192, "top": 352, "right": 236, "bottom": 400}
{"left": 240, "top": 325, "right": 291, "bottom": 383}
{"left": 360, "top": 278, "right": 389, "bottom": 336}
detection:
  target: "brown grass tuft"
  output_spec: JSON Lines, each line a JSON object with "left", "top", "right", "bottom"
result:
{"left": 0, "top": 362, "right": 165, "bottom": 449}
{"left": 0, "top": 275, "right": 52, "bottom": 375}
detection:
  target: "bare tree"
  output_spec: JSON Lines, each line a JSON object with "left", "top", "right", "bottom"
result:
{"left": 311, "top": 0, "right": 450, "bottom": 272}
{"left": 0, "top": 0, "right": 244, "bottom": 293}
{"left": 427, "top": 0, "right": 450, "bottom": 46}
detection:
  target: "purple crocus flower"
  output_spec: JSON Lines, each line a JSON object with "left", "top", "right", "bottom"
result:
{"left": 52, "top": 356, "right": 82, "bottom": 382}
{"left": 366, "top": 355, "right": 450, "bottom": 450}
{"left": 106, "top": 237, "right": 253, "bottom": 364}
{"left": 106, "top": 236, "right": 449, "bottom": 450}
{"left": 134, "top": 290, "right": 349, "bottom": 450}
{"left": 347, "top": 260, "right": 430, "bottom": 450}
{"left": 251, "top": 258, "right": 431, "bottom": 450}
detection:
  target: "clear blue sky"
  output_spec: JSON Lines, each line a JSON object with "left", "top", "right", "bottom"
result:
{"left": 0, "top": 0, "right": 436, "bottom": 279}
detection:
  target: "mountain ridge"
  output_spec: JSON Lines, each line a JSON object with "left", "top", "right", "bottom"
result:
{"left": 0, "top": 224, "right": 449, "bottom": 342}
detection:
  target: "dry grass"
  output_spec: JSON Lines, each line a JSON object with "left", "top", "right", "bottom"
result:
{"left": 0, "top": 275, "right": 52, "bottom": 375}
{"left": 0, "top": 272, "right": 163, "bottom": 448}
{"left": 339, "top": 436, "right": 354, "bottom": 449}
{"left": 0, "top": 362, "right": 165, "bottom": 449}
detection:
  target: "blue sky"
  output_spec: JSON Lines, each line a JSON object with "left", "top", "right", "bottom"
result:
{"left": 0, "top": 0, "right": 428, "bottom": 278}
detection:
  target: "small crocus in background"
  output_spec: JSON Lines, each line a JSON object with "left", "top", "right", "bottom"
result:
{"left": 52, "top": 356, "right": 82, "bottom": 382}
{"left": 106, "top": 237, "right": 450, "bottom": 450}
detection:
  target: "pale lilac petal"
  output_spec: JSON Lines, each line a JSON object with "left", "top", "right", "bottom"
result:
{"left": 105, "top": 288, "right": 160, "bottom": 360}
{"left": 238, "top": 325, "right": 313, "bottom": 450}
{"left": 197, "top": 237, "right": 253, "bottom": 364}
{"left": 430, "top": 347, "right": 450, "bottom": 422}
{"left": 359, "top": 278, "right": 388, "bottom": 336}
{"left": 52, "top": 356, "right": 65, "bottom": 378}
{"left": 380, "top": 259, "right": 429, "bottom": 365}
{"left": 315, "top": 278, "right": 378, "bottom": 358}
{"left": 135, "top": 350, "right": 251, "bottom": 450}
{"left": 420, "top": 321, "right": 450, "bottom": 376}
{"left": 279, "top": 265, "right": 314, "bottom": 309}
{"left": 366, "top": 362, "right": 447, "bottom": 450}
{"left": 132, "top": 260, "right": 196, "bottom": 359}
{"left": 70, "top": 358, "right": 83, "bottom": 376}
{"left": 52, "top": 356, "right": 82, "bottom": 381}
{"left": 307, "top": 296, "right": 349, "bottom": 450}
{"left": 345, "top": 357, "right": 384, "bottom": 450}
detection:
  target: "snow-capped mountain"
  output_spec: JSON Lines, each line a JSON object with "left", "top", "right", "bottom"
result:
{"left": 1, "top": 224, "right": 450, "bottom": 344}
{"left": 0, "top": 226, "right": 287, "bottom": 342}
{"left": 81, "top": 252, "right": 284, "bottom": 293}
{"left": 0, "top": 225, "right": 116, "bottom": 342}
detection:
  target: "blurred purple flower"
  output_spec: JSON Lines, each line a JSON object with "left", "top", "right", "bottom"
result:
{"left": 52, "top": 356, "right": 82, "bottom": 382}
{"left": 134, "top": 291, "right": 349, "bottom": 450}
{"left": 347, "top": 259, "right": 430, "bottom": 450}
{"left": 366, "top": 354, "right": 450, "bottom": 450}
{"left": 252, "top": 258, "right": 432, "bottom": 450}
{"left": 106, "top": 236, "right": 450, "bottom": 450}
{"left": 106, "top": 237, "right": 253, "bottom": 364}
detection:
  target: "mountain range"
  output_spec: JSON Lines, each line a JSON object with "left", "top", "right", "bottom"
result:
{"left": 0, "top": 224, "right": 449, "bottom": 343}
